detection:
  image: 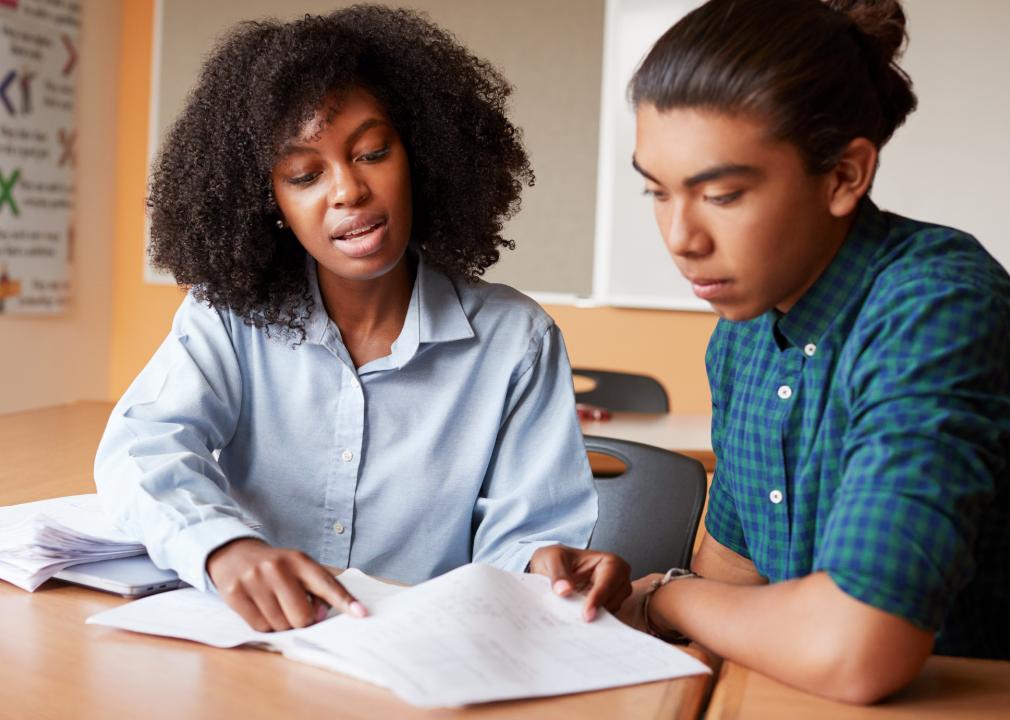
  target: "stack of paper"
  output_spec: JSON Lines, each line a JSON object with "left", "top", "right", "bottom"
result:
{"left": 89, "top": 564, "right": 711, "bottom": 708}
{"left": 0, "top": 494, "right": 145, "bottom": 591}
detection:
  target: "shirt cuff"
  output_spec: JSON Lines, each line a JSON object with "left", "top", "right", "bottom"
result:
{"left": 157, "top": 517, "right": 266, "bottom": 592}
{"left": 704, "top": 514, "right": 750, "bottom": 559}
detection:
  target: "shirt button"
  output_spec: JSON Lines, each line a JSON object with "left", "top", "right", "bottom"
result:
{"left": 804, "top": 343, "right": 817, "bottom": 357}
{"left": 341, "top": 449, "right": 354, "bottom": 462}
{"left": 769, "top": 489, "right": 784, "bottom": 504}
{"left": 777, "top": 385, "right": 793, "bottom": 400}
{"left": 333, "top": 522, "right": 345, "bottom": 535}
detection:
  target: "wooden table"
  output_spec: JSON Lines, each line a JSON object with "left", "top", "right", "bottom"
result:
{"left": 707, "top": 659, "right": 1010, "bottom": 720}
{"left": 580, "top": 412, "right": 715, "bottom": 473}
{"left": 0, "top": 402, "right": 714, "bottom": 720}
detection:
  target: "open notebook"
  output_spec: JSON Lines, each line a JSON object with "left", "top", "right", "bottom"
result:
{"left": 88, "top": 564, "right": 710, "bottom": 708}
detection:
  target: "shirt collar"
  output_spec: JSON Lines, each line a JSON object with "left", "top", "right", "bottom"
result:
{"left": 302, "top": 253, "right": 474, "bottom": 365}
{"left": 774, "top": 198, "right": 890, "bottom": 350}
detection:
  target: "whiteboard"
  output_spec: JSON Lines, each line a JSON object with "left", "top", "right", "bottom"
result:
{"left": 593, "top": 0, "right": 708, "bottom": 312}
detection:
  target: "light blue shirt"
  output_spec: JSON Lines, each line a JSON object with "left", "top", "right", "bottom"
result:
{"left": 94, "top": 257, "right": 597, "bottom": 591}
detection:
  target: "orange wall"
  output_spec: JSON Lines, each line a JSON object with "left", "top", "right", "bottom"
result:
{"left": 109, "top": 0, "right": 716, "bottom": 413}
{"left": 109, "top": 0, "right": 186, "bottom": 399}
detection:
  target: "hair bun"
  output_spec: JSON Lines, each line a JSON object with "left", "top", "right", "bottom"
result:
{"left": 826, "top": 0, "right": 915, "bottom": 146}
{"left": 827, "top": 0, "right": 908, "bottom": 63}
{"left": 828, "top": 0, "right": 909, "bottom": 62}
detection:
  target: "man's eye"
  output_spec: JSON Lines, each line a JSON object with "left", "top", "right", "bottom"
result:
{"left": 358, "top": 146, "right": 391, "bottom": 163}
{"left": 705, "top": 190, "right": 743, "bottom": 206}
{"left": 642, "top": 187, "right": 668, "bottom": 201}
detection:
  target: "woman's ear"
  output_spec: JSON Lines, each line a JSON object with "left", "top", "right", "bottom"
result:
{"left": 826, "top": 138, "right": 878, "bottom": 217}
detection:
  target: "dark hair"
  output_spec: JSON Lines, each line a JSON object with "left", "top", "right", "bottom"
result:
{"left": 148, "top": 5, "right": 533, "bottom": 338}
{"left": 630, "top": 0, "right": 917, "bottom": 173}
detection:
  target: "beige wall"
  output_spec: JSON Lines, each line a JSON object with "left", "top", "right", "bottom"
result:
{"left": 155, "top": 0, "right": 605, "bottom": 296}
{"left": 0, "top": 0, "right": 121, "bottom": 414}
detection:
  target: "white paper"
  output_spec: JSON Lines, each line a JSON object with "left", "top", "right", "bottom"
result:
{"left": 89, "top": 563, "right": 709, "bottom": 708}
{"left": 0, "top": 495, "right": 145, "bottom": 590}
{"left": 0, "top": 494, "right": 262, "bottom": 591}
{"left": 296, "top": 564, "right": 710, "bottom": 707}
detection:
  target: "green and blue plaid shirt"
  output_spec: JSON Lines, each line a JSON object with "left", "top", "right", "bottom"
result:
{"left": 705, "top": 199, "right": 1010, "bottom": 659}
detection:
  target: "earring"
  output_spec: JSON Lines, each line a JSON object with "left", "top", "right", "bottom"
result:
{"left": 276, "top": 219, "right": 285, "bottom": 229}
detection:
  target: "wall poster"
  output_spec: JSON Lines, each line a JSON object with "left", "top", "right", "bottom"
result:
{"left": 0, "top": 0, "right": 78, "bottom": 315}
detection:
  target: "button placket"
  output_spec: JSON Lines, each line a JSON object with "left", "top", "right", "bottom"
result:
{"left": 320, "top": 359, "right": 364, "bottom": 568}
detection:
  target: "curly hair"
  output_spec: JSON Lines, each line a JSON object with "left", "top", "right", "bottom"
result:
{"left": 148, "top": 5, "right": 534, "bottom": 338}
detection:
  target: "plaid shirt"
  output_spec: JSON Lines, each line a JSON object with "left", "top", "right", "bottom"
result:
{"left": 705, "top": 199, "right": 1010, "bottom": 659}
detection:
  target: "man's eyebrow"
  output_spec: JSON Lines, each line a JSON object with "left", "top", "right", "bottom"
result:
{"left": 683, "top": 163, "right": 760, "bottom": 188}
{"left": 631, "top": 155, "right": 660, "bottom": 184}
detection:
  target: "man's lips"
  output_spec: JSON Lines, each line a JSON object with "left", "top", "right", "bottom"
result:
{"left": 685, "top": 276, "right": 732, "bottom": 300}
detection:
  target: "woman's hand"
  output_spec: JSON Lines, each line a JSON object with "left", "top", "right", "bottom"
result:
{"left": 206, "top": 538, "right": 367, "bottom": 632}
{"left": 528, "top": 545, "right": 631, "bottom": 621}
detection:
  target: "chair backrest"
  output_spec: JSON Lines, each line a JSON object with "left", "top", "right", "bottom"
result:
{"left": 573, "top": 368, "right": 669, "bottom": 413}
{"left": 585, "top": 435, "right": 707, "bottom": 576}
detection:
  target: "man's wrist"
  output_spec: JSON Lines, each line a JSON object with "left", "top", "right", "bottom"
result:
{"left": 643, "top": 568, "right": 700, "bottom": 644}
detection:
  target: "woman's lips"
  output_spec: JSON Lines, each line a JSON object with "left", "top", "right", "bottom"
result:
{"left": 690, "top": 278, "right": 732, "bottom": 300}
{"left": 330, "top": 219, "right": 387, "bottom": 258}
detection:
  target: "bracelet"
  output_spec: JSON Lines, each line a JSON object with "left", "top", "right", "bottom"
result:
{"left": 642, "top": 568, "right": 699, "bottom": 644}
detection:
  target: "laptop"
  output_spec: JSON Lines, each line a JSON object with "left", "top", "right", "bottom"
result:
{"left": 53, "top": 555, "right": 187, "bottom": 598}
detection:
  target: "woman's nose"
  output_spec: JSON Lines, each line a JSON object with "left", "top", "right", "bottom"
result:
{"left": 329, "top": 166, "right": 370, "bottom": 207}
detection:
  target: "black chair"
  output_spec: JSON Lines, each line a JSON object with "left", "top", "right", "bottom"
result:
{"left": 585, "top": 435, "right": 707, "bottom": 577}
{"left": 572, "top": 368, "right": 669, "bottom": 413}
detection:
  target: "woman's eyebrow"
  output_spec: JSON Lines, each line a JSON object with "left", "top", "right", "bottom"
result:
{"left": 345, "top": 118, "right": 389, "bottom": 147}
{"left": 276, "top": 143, "right": 318, "bottom": 159}
{"left": 276, "top": 118, "right": 390, "bottom": 159}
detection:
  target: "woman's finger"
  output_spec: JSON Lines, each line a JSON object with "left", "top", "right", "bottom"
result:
{"left": 245, "top": 574, "right": 295, "bottom": 632}
{"left": 270, "top": 565, "right": 319, "bottom": 628}
{"left": 530, "top": 545, "right": 576, "bottom": 597}
{"left": 222, "top": 586, "right": 272, "bottom": 633}
{"left": 582, "top": 556, "right": 632, "bottom": 620}
{"left": 299, "top": 561, "right": 368, "bottom": 618}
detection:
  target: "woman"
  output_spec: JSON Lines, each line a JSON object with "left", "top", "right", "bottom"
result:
{"left": 95, "top": 6, "right": 629, "bottom": 633}
{"left": 619, "top": 0, "right": 1009, "bottom": 703}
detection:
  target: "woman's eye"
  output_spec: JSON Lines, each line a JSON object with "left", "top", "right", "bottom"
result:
{"left": 287, "top": 171, "right": 320, "bottom": 186}
{"left": 705, "top": 190, "right": 743, "bottom": 206}
{"left": 358, "top": 146, "right": 391, "bottom": 163}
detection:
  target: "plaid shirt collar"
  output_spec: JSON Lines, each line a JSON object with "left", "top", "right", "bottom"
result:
{"left": 772, "top": 199, "right": 891, "bottom": 351}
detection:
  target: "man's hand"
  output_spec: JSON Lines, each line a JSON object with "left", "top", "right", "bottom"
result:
{"left": 206, "top": 538, "right": 367, "bottom": 632}
{"left": 528, "top": 545, "right": 631, "bottom": 621}
{"left": 616, "top": 573, "right": 663, "bottom": 632}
